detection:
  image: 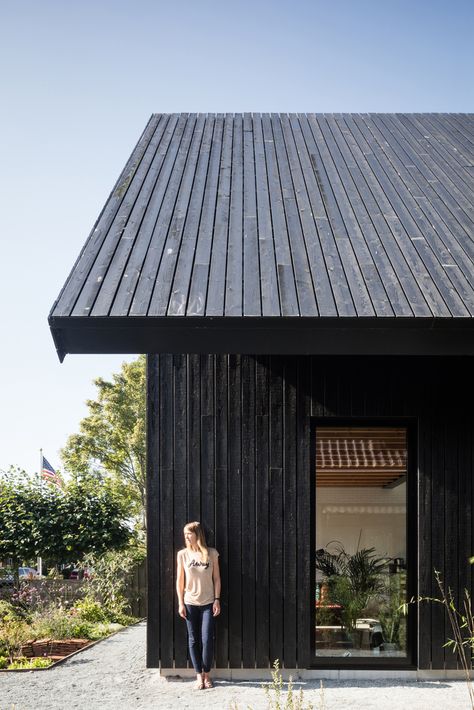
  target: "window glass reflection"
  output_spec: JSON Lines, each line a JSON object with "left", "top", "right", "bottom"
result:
{"left": 315, "top": 427, "right": 408, "bottom": 659}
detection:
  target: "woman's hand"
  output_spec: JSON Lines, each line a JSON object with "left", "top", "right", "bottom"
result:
{"left": 178, "top": 603, "right": 187, "bottom": 619}
{"left": 213, "top": 600, "right": 221, "bottom": 617}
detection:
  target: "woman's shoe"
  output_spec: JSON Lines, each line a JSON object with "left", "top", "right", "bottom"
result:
{"left": 203, "top": 677, "right": 214, "bottom": 689}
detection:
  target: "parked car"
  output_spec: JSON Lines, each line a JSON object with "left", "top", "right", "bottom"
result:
{"left": 0, "top": 570, "right": 14, "bottom": 586}
{"left": 69, "top": 567, "right": 93, "bottom": 580}
{"left": 0, "top": 567, "right": 42, "bottom": 585}
{"left": 18, "top": 567, "right": 42, "bottom": 579}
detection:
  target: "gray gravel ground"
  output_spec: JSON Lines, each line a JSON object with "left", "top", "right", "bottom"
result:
{"left": 0, "top": 621, "right": 470, "bottom": 710}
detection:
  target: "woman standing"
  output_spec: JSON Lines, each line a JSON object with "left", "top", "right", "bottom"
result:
{"left": 176, "top": 521, "right": 221, "bottom": 689}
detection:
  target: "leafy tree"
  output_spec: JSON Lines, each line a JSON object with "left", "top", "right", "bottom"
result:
{"left": 0, "top": 468, "right": 131, "bottom": 569}
{"left": 61, "top": 356, "right": 146, "bottom": 532}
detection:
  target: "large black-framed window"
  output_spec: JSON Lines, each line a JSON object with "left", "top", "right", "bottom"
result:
{"left": 310, "top": 418, "right": 417, "bottom": 669}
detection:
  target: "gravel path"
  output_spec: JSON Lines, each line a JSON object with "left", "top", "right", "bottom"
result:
{"left": 0, "top": 621, "right": 470, "bottom": 710}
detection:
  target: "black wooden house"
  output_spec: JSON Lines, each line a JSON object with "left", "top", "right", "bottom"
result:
{"left": 50, "top": 114, "right": 474, "bottom": 676}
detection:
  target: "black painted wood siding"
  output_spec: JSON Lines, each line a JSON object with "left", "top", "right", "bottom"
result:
{"left": 53, "top": 114, "right": 474, "bottom": 322}
{"left": 146, "top": 354, "right": 474, "bottom": 670}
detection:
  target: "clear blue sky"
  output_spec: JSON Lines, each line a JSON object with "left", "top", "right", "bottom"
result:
{"left": 0, "top": 0, "right": 473, "bottom": 476}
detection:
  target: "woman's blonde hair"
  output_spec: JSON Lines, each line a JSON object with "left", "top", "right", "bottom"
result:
{"left": 184, "top": 521, "right": 209, "bottom": 563}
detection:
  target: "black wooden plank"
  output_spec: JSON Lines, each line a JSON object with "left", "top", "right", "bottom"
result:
{"left": 283, "top": 357, "right": 297, "bottom": 667}
{"left": 110, "top": 114, "right": 187, "bottom": 315}
{"left": 200, "top": 354, "right": 215, "bottom": 540}
{"left": 173, "top": 354, "right": 188, "bottom": 668}
{"left": 206, "top": 114, "right": 233, "bottom": 316}
{"left": 214, "top": 355, "right": 229, "bottom": 668}
{"left": 391, "top": 118, "right": 474, "bottom": 269}
{"left": 54, "top": 114, "right": 161, "bottom": 317}
{"left": 348, "top": 115, "right": 453, "bottom": 317}
{"left": 255, "top": 356, "right": 270, "bottom": 667}
{"left": 444, "top": 114, "right": 474, "bottom": 151}
{"left": 392, "top": 116, "right": 474, "bottom": 279}
{"left": 430, "top": 412, "right": 445, "bottom": 669}
{"left": 337, "top": 354, "right": 352, "bottom": 417}
{"left": 243, "top": 113, "right": 262, "bottom": 317}
{"left": 271, "top": 114, "right": 318, "bottom": 316}
{"left": 252, "top": 115, "right": 281, "bottom": 316}
{"left": 91, "top": 115, "right": 175, "bottom": 316}
{"left": 418, "top": 413, "right": 432, "bottom": 669}
{"left": 262, "top": 113, "right": 300, "bottom": 316}
{"left": 241, "top": 355, "right": 256, "bottom": 667}
{"left": 290, "top": 115, "right": 356, "bottom": 316}
{"left": 146, "top": 354, "right": 160, "bottom": 667}
{"left": 310, "top": 354, "right": 326, "bottom": 418}
{"left": 315, "top": 115, "right": 393, "bottom": 316}
{"left": 159, "top": 354, "right": 174, "bottom": 668}
{"left": 296, "top": 357, "right": 312, "bottom": 668}
{"left": 187, "top": 354, "right": 201, "bottom": 522}
{"left": 335, "top": 114, "right": 432, "bottom": 317}
{"left": 167, "top": 117, "right": 216, "bottom": 316}
{"left": 457, "top": 412, "right": 473, "bottom": 667}
{"left": 374, "top": 116, "right": 474, "bottom": 290}
{"left": 397, "top": 114, "right": 474, "bottom": 213}
{"left": 281, "top": 115, "right": 338, "bottom": 317}
{"left": 225, "top": 114, "right": 244, "bottom": 316}
{"left": 444, "top": 418, "right": 459, "bottom": 669}
{"left": 360, "top": 115, "right": 471, "bottom": 315}
{"left": 415, "top": 114, "right": 474, "bottom": 185}
{"left": 431, "top": 113, "right": 474, "bottom": 155}
{"left": 130, "top": 115, "right": 197, "bottom": 315}
{"left": 187, "top": 115, "right": 224, "bottom": 316}
{"left": 302, "top": 114, "right": 375, "bottom": 317}
{"left": 400, "top": 113, "right": 474, "bottom": 221}
{"left": 228, "top": 354, "right": 242, "bottom": 667}
{"left": 307, "top": 114, "right": 379, "bottom": 317}
{"left": 71, "top": 115, "right": 167, "bottom": 316}
{"left": 324, "top": 115, "right": 414, "bottom": 316}
{"left": 269, "top": 356, "right": 284, "bottom": 664}
{"left": 148, "top": 114, "right": 208, "bottom": 316}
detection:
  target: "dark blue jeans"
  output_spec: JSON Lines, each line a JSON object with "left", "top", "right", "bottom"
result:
{"left": 185, "top": 603, "right": 215, "bottom": 673}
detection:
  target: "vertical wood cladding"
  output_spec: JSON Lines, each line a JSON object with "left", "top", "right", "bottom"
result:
{"left": 147, "top": 354, "right": 474, "bottom": 670}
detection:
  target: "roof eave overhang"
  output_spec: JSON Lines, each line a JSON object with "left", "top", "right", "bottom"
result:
{"left": 48, "top": 316, "right": 474, "bottom": 362}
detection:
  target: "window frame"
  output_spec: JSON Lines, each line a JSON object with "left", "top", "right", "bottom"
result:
{"left": 309, "top": 417, "right": 418, "bottom": 670}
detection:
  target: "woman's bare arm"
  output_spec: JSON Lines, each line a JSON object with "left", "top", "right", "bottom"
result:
{"left": 176, "top": 552, "right": 186, "bottom": 618}
{"left": 212, "top": 554, "right": 221, "bottom": 617}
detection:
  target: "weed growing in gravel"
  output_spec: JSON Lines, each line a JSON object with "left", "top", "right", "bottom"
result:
{"left": 405, "top": 569, "right": 474, "bottom": 710}
{"left": 229, "top": 659, "right": 324, "bottom": 710}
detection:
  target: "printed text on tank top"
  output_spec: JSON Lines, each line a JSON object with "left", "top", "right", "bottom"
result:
{"left": 189, "top": 559, "right": 210, "bottom": 569}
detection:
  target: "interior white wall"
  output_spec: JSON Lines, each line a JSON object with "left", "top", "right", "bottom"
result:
{"left": 316, "top": 484, "right": 406, "bottom": 563}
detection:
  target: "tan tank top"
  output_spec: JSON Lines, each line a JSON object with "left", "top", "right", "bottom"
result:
{"left": 178, "top": 547, "right": 218, "bottom": 606}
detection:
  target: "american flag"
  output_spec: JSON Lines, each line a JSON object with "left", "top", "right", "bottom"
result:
{"left": 41, "top": 455, "right": 63, "bottom": 490}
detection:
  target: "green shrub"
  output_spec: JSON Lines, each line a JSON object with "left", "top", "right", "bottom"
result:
{"left": 0, "top": 600, "right": 21, "bottom": 623}
{"left": 29, "top": 657, "right": 53, "bottom": 668}
{"left": 28, "top": 607, "right": 94, "bottom": 640}
{"left": 85, "top": 623, "right": 113, "bottom": 640}
{"left": 74, "top": 598, "right": 107, "bottom": 623}
{"left": 0, "top": 618, "right": 32, "bottom": 663}
{"left": 105, "top": 611, "right": 137, "bottom": 626}
{"left": 0, "top": 654, "right": 8, "bottom": 669}
{"left": 7, "top": 655, "right": 52, "bottom": 670}
{"left": 77, "top": 546, "right": 145, "bottom": 620}
{"left": 6, "top": 655, "right": 30, "bottom": 669}
{"left": 69, "top": 621, "right": 96, "bottom": 639}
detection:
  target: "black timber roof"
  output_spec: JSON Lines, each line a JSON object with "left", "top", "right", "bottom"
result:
{"left": 49, "top": 113, "right": 474, "bottom": 360}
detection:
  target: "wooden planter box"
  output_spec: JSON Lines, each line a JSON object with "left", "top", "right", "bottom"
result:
{"left": 21, "top": 638, "right": 91, "bottom": 658}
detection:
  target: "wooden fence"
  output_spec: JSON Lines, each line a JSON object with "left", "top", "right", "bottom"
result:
{"left": 5, "top": 559, "right": 147, "bottom": 618}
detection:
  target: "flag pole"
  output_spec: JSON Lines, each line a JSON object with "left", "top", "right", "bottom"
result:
{"left": 37, "top": 449, "right": 43, "bottom": 578}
